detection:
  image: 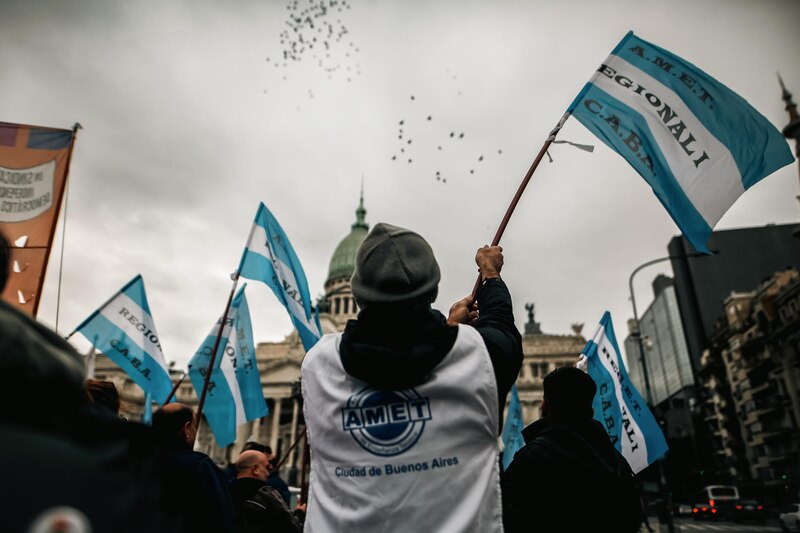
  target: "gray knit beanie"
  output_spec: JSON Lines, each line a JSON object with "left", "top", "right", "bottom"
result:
{"left": 351, "top": 223, "right": 440, "bottom": 308}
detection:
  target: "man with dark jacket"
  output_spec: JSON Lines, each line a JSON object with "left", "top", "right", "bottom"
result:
{"left": 301, "top": 223, "right": 523, "bottom": 532}
{"left": 0, "top": 230, "right": 169, "bottom": 532}
{"left": 230, "top": 450, "right": 304, "bottom": 533}
{"left": 501, "top": 366, "right": 642, "bottom": 532}
{"left": 152, "top": 403, "right": 237, "bottom": 533}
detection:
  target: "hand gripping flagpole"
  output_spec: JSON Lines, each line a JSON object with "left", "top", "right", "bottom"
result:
{"left": 470, "top": 112, "right": 571, "bottom": 299}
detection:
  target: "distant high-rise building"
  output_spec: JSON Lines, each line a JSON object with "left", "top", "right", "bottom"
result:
{"left": 625, "top": 275, "right": 694, "bottom": 407}
{"left": 625, "top": 275, "right": 699, "bottom": 499}
{"left": 699, "top": 269, "right": 800, "bottom": 503}
{"left": 668, "top": 224, "right": 800, "bottom": 373}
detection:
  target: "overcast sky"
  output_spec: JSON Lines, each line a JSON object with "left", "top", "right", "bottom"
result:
{"left": 3, "top": 0, "right": 799, "bottom": 369}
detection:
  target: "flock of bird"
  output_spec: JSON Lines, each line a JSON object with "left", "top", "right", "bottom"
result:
{"left": 389, "top": 93, "right": 504, "bottom": 185}
{"left": 266, "top": 0, "right": 360, "bottom": 86}
{"left": 264, "top": 1, "right": 507, "bottom": 185}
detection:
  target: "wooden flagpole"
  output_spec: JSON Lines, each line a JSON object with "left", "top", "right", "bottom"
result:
{"left": 196, "top": 206, "right": 259, "bottom": 428}
{"left": 36, "top": 122, "right": 82, "bottom": 318}
{"left": 196, "top": 274, "right": 239, "bottom": 425}
{"left": 163, "top": 371, "right": 187, "bottom": 405}
{"left": 470, "top": 112, "right": 570, "bottom": 299}
{"left": 299, "top": 433, "right": 310, "bottom": 504}
{"left": 275, "top": 427, "right": 307, "bottom": 470}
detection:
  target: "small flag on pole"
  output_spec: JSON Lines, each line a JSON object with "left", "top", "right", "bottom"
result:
{"left": 72, "top": 275, "right": 173, "bottom": 404}
{"left": 567, "top": 32, "right": 794, "bottom": 253}
{"left": 238, "top": 202, "right": 322, "bottom": 351}
{"left": 577, "top": 311, "right": 667, "bottom": 474}
{"left": 230, "top": 286, "right": 268, "bottom": 422}
{"left": 143, "top": 391, "right": 153, "bottom": 425}
{"left": 188, "top": 284, "right": 267, "bottom": 447}
{"left": 501, "top": 384, "right": 525, "bottom": 471}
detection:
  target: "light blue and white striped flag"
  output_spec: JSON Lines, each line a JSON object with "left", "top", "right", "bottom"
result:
{"left": 238, "top": 202, "right": 322, "bottom": 351}
{"left": 72, "top": 275, "right": 173, "bottom": 404}
{"left": 578, "top": 311, "right": 667, "bottom": 474}
{"left": 501, "top": 384, "right": 525, "bottom": 471}
{"left": 568, "top": 32, "right": 793, "bottom": 253}
{"left": 188, "top": 284, "right": 267, "bottom": 447}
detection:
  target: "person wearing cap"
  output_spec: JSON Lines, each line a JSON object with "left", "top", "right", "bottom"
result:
{"left": 301, "top": 223, "right": 523, "bottom": 532}
{"left": 500, "top": 366, "right": 641, "bottom": 532}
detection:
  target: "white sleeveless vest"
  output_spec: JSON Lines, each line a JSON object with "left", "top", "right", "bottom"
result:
{"left": 301, "top": 324, "right": 503, "bottom": 533}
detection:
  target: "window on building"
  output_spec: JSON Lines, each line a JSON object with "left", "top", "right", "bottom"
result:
{"left": 335, "top": 298, "right": 341, "bottom": 314}
{"left": 344, "top": 297, "right": 350, "bottom": 314}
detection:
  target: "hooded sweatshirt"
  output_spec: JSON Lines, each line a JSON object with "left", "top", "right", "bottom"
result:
{"left": 339, "top": 277, "right": 523, "bottom": 422}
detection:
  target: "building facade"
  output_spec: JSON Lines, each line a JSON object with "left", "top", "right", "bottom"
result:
{"left": 515, "top": 305, "right": 586, "bottom": 424}
{"left": 625, "top": 275, "right": 694, "bottom": 408}
{"left": 668, "top": 224, "right": 800, "bottom": 373}
{"left": 624, "top": 275, "right": 700, "bottom": 498}
{"left": 698, "top": 269, "right": 800, "bottom": 505}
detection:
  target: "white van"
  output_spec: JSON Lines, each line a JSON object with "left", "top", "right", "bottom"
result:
{"left": 698, "top": 485, "right": 740, "bottom": 518}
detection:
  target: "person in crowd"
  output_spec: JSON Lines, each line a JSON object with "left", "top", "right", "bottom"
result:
{"left": 301, "top": 223, "right": 523, "bottom": 532}
{"left": 265, "top": 457, "right": 291, "bottom": 505}
{"left": 501, "top": 366, "right": 642, "bottom": 532}
{"left": 152, "top": 403, "right": 237, "bottom": 533}
{"left": 85, "top": 378, "right": 121, "bottom": 416}
{"left": 224, "top": 441, "right": 274, "bottom": 482}
{"left": 230, "top": 450, "right": 304, "bottom": 533}
{"left": 0, "top": 230, "right": 168, "bottom": 532}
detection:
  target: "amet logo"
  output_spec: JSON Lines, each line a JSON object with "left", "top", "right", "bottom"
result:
{"left": 340, "top": 388, "right": 432, "bottom": 457}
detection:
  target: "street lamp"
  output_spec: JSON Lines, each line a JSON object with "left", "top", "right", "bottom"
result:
{"left": 628, "top": 251, "right": 706, "bottom": 533}
{"left": 628, "top": 252, "right": 704, "bottom": 406}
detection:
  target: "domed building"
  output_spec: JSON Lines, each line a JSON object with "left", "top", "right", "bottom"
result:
{"left": 93, "top": 193, "right": 587, "bottom": 482}
{"left": 315, "top": 193, "right": 369, "bottom": 331}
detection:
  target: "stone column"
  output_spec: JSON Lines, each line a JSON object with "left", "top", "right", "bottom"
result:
{"left": 270, "top": 398, "right": 283, "bottom": 452}
{"left": 250, "top": 417, "right": 262, "bottom": 443}
{"left": 288, "top": 399, "right": 300, "bottom": 467}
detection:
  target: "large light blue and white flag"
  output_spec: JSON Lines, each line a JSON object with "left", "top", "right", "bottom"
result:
{"left": 188, "top": 284, "right": 267, "bottom": 447}
{"left": 501, "top": 384, "right": 525, "bottom": 471}
{"left": 72, "top": 275, "right": 173, "bottom": 404}
{"left": 567, "top": 31, "right": 793, "bottom": 253}
{"left": 238, "top": 202, "right": 322, "bottom": 351}
{"left": 577, "top": 311, "right": 668, "bottom": 474}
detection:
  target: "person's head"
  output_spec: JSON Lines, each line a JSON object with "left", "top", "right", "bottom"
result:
{"left": 235, "top": 450, "right": 270, "bottom": 482}
{"left": 541, "top": 366, "right": 596, "bottom": 420}
{"left": 85, "top": 379, "right": 120, "bottom": 415}
{"left": 242, "top": 441, "right": 273, "bottom": 460}
{"left": 152, "top": 403, "right": 196, "bottom": 446}
{"left": 350, "top": 223, "right": 440, "bottom": 310}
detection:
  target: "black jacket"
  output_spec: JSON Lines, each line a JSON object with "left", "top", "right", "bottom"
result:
{"left": 501, "top": 416, "right": 642, "bottom": 533}
{"left": 156, "top": 435, "right": 237, "bottom": 533}
{"left": 0, "top": 300, "right": 170, "bottom": 533}
{"left": 340, "top": 278, "right": 523, "bottom": 421}
{"left": 265, "top": 470, "right": 291, "bottom": 505}
{"left": 230, "top": 477, "right": 303, "bottom": 533}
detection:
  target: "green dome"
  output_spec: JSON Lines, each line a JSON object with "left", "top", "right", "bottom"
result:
{"left": 326, "top": 195, "right": 369, "bottom": 284}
